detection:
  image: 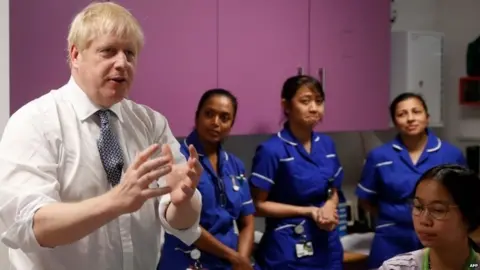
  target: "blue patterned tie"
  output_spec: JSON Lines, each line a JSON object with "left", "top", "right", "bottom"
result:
{"left": 97, "top": 110, "right": 124, "bottom": 186}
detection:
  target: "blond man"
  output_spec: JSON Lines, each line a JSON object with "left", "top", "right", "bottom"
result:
{"left": 0, "top": 2, "right": 203, "bottom": 269}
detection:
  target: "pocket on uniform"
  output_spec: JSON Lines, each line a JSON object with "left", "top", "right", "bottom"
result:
{"left": 260, "top": 227, "right": 299, "bottom": 264}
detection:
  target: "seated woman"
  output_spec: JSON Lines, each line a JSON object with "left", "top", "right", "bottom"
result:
{"left": 250, "top": 75, "right": 344, "bottom": 270}
{"left": 380, "top": 164, "right": 480, "bottom": 269}
{"left": 158, "top": 89, "right": 256, "bottom": 270}
{"left": 356, "top": 93, "right": 466, "bottom": 268}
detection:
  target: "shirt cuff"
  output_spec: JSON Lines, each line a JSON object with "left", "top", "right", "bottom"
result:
{"left": 1, "top": 194, "right": 56, "bottom": 252}
{"left": 158, "top": 189, "right": 202, "bottom": 246}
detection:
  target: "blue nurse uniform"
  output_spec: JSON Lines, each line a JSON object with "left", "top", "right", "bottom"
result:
{"left": 250, "top": 123, "right": 344, "bottom": 270}
{"left": 356, "top": 130, "right": 466, "bottom": 268}
{"left": 158, "top": 131, "right": 256, "bottom": 270}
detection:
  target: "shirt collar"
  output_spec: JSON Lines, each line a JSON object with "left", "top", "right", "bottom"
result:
{"left": 276, "top": 122, "right": 320, "bottom": 146}
{"left": 63, "top": 76, "right": 123, "bottom": 122}
{"left": 183, "top": 130, "right": 229, "bottom": 161}
{"left": 391, "top": 128, "right": 442, "bottom": 153}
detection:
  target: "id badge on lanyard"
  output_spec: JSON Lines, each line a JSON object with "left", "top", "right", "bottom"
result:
{"left": 294, "top": 224, "right": 314, "bottom": 258}
{"left": 185, "top": 249, "right": 208, "bottom": 270}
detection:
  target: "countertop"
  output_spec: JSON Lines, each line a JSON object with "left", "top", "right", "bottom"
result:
{"left": 343, "top": 251, "right": 368, "bottom": 263}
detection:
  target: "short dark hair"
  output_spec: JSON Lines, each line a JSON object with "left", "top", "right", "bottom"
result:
{"left": 195, "top": 88, "right": 238, "bottom": 125}
{"left": 281, "top": 75, "right": 324, "bottom": 117}
{"left": 389, "top": 92, "right": 428, "bottom": 124}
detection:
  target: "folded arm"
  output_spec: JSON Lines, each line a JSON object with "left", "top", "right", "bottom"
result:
{"left": 250, "top": 187, "right": 312, "bottom": 218}
{"left": 194, "top": 227, "right": 238, "bottom": 262}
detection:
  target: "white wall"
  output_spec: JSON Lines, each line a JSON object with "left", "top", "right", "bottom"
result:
{"left": 0, "top": 0, "right": 10, "bottom": 133}
{"left": 0, "top": 0, "right": 9, "bottom": 268}
{"left": 437, "top": 0, "right": 480, "bottom": 144}
{"left": 390, "top": 0, "right": 480, "bottom": 144}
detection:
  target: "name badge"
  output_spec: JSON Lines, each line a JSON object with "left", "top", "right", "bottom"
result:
{"left": 295, "top": 241, "right": 314, "bottom": 258}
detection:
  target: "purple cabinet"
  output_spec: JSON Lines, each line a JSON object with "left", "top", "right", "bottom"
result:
{"left": 218, "top": 0, "right": 310, "bottom": 135}
{"left": 218, "top": 0, "right": 390, "bottom": 134}
{"left": 9, "top": 0, "right": 92, "bottom": 114}
{"left": 309, "top": 0, "right": 390, "bottom": 131}
{"left": 10, "top": 0, "right": 390, "bottom": 134}
{"left": 115, "top": 0, "right": 218, "bottom": 137}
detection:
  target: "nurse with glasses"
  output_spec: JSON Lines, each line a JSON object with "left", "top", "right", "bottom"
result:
{"left": 158, "top": 89, "right": 256, "bottom": 270}
{"left": 380, "top": 165, "right": 480, "bottom": 269}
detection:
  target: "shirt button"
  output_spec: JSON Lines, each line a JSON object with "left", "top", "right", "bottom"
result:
{"left": 190, "top": 248, "right": 201, "bottom": 260}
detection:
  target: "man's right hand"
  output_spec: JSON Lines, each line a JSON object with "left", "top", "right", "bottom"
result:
{"left": 109, "top": 144, "right": 173, "bottom": 214}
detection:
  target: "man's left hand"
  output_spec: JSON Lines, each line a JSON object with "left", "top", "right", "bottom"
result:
{"left": 164, "top": 144, "right": 203, "bottom": 205}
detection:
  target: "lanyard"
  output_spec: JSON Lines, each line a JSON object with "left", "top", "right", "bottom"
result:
{"left": 422, "top": 247, "right": 477, "bottom": 270}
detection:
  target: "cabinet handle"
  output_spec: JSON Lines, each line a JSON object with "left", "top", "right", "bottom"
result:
{"left": 318, "top": 68, "right": 326, "bottom": 88}
{"left": 297, "top": 67, "right": 303, "bottom": 75}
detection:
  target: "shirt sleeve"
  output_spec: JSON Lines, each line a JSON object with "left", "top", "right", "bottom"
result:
{"left": 0, "top": 107, "right": 60, "bottom": 253}
{"left": 154, "top": 114, "right": 201, "bottom": 245}
{"left": 355, "top": 151, "right": 379, "bottom": 202}
{"left": 328, "top": 139, "right": 344, "bottom": 190}
{"left": 155, "top": 114, "right": 187, "bottom": 165}
{"left": 232, "top": 156, "right": 255, "bottom": 216}
{"left": 158, "top": 190, "right": 202, "bottom": 246}
{"left": 249, "top": 145, "right": 279, "bottom": 192}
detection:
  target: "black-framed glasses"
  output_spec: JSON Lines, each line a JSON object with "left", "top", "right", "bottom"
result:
{"left": 409, "top": 199, "right": 458, "bottom": 220}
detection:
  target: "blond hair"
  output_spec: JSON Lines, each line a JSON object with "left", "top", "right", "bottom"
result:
{"left": 67, "top": 2, "right": 144, "bottom": 63}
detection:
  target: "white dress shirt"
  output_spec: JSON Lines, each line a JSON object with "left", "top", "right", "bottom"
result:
{"left": 0, "top": 77, "right": 202, "bottom": 270}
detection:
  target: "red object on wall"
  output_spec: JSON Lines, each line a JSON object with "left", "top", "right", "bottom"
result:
{"left": 459, "top": 76, "right": 480, "bottom": 105}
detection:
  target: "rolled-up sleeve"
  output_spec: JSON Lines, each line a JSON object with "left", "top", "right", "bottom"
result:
{"left": 327, "top": 139, "right": 344, "bottom": 190}
{"left": 0, "top": 108, "right": 60, "bottom": 252}
{"left": 158, "top": 190, "right": 202, "bottom": 246}
{"left": 355, "top": 152, "right": 379, "bottom": 202}
{"left": 154, "top": 113, "right": 202, "bottom": 245}
{"left": 249, "top": 145, "right": 279, "bottom": 192}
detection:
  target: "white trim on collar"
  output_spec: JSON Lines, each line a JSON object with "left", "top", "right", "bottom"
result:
{"left": 183, "top": 138, "right": 229, "bottom": 161}
{"left": 392, "top": 138, "right": 442, "bottom": 152}
{"left": 276, "top": 131, "right": 320, "bottom": 145}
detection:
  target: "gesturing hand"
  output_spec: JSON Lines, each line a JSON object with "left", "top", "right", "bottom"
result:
{"left": 110, "top": 144, "right": 173, "bottom": 214}
{"left": 165, "top": 144, "right": 203, "bottom": 205}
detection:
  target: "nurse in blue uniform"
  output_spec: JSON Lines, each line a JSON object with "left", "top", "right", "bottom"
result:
{"left": 158, "top": 89, "right": 256, "bottom": 270}
{"left": 250, "top": 75, "right": 344, "bottom": 270}
{"left": 355, "top": 92, "right": 466, "bottom": 269}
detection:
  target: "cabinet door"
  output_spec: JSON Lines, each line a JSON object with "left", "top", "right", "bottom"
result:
{"left": 218, "top": 0, "right": 309, "bottom": 135}
{"left": 407, "top": 33, "right": 443, "bottom": 127}
{"left": 309, "top": 0, "right": 390, "bottom": 131}
{"left": 117, "top": 0, "right": 218, "bottom": 136}
{"left": 10, "top": 0, "right": 93, "bottom": 114}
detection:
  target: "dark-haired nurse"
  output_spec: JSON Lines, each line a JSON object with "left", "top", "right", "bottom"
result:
{"left": 250, "top": 75, "right": 344, "bottom": 270}
{"left": 356, "top": 92, "right": 466, "bottom": 269}
{"left": 158, "top": 89, "right": 256, "bottom": 270}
